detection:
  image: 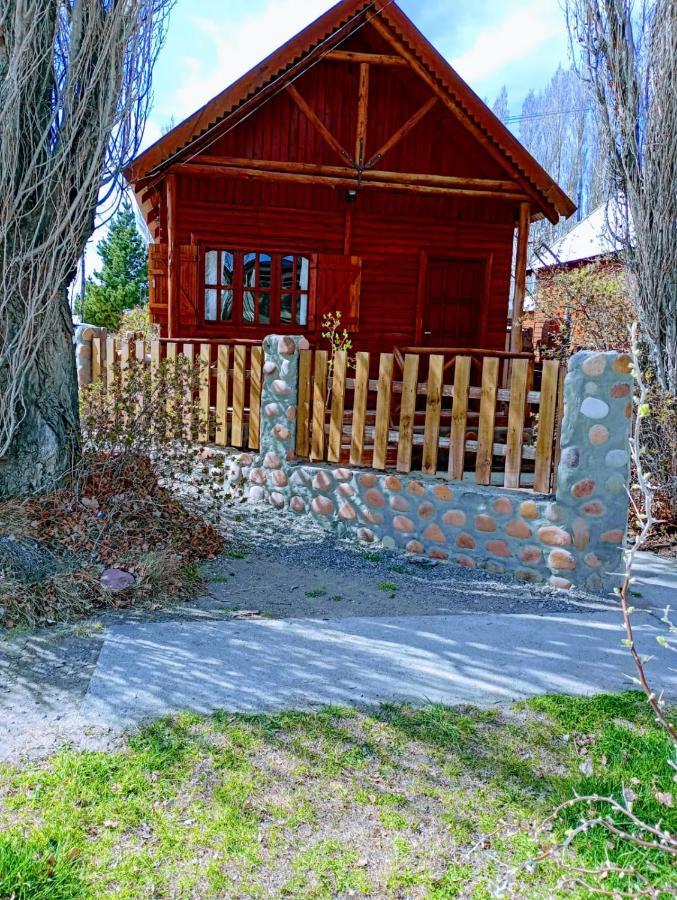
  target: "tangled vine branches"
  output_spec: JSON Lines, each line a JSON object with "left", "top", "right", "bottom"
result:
{"left": 0, "top": 0, "right": 173, "bottom": 494}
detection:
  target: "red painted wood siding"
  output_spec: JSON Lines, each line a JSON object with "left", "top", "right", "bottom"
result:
{"left": 152, "top": 23, "right": 520, "bottom": 352}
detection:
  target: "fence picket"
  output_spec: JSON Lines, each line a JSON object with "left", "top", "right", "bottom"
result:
{"left": 475, "top": 357, "right": 499, "bottom": 485}
{"left": 448, "top": 356, "right": 471, "bottom": 480}
{"left": 231, "top": 345, "right": 246, "bottom": 447}
{"left": 150, "top": 340, "right": 160, "bottom": 388}
{"left": 552, "top": 364, "right": 567, "bottom": 479}
{"left": 504, "top": 358, "right": 530, "bottom": 488}
{"left": 182, "top": 343, "right": 195, "bottom": 441}
{"left": 372, "top": 353, "right": 393, "bottom": 470}
{"left": 534, "top": 359, "right": 560, "bottom": 493}
{"left": 215, "top": 345, "right": 229, "bottom": 446}
{"left": 350, "top": 352, "right": 370, "bottom": 466}
{"left": 396, "top": 354, "right": 419, "bottom": 474}
{"left": 328, "top": 351, "right": 347, "bottom": 463}
{"left": 135, "top": 340, "right": 145, "bottom": 417}
{"left": 249, "top": 346, "right": 262, "bottom": 451}
{"left": 105, "top": 336, "right": 116, "bottom": 391}
{"left": 296, "top": 349, "right": 312, "bottom": 457}
{"left": 119, "top": 339, "right": 130, "bottom": 387}
{"left": 165, "top": 343, "right": 178, "bottom": 436}
{"left": 199, "top": 344, "right": 211, "bottom": 443}
{"left": 422, "top": 354, "right": 444, "bottom": 475}
{"left": 92, "top": 337, "right": 103, "bottom": 385}
{"left": 311, "top": 351, "right": 328, "bottom": 461}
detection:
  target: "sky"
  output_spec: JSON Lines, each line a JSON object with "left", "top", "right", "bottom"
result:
{"left": 83, "top": 0, "right": 571, "bottom": 279}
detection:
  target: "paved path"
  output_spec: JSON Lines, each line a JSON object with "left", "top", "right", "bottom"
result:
{"left": 2, "top": 549, "right": 675, "bottom": 762}
{"left": 633, "top": 550, "right": 677, "bottom": 608}
{"left": 84, "top": 609, "right": 677, "bottom": 726}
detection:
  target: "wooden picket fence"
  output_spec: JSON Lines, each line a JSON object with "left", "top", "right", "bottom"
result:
{"left": 294, "top": 349, "right": 565, "bottom": 493}
{"left": 91, "top": 336, "right": 263, "bottom": 452}
{"left": 89, "top": 337, "right": 564, "bottom": 493}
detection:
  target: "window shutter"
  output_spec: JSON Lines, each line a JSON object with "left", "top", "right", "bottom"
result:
{"left": 148, "top": 243, "right": 168, "bottom": 329}
{"left": 316, "top": 253, "right": 362, "bottom": 331}
{"left": 179, "top": 244, "right": 199, "bottom": 328}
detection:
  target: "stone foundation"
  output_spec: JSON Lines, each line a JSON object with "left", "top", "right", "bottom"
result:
{"left": 238, "top": 335, "right": 634, "bottom": 594}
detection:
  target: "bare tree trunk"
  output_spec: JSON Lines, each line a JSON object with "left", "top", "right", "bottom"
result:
{"left": 0, "top": 295, "right": 79, "bottom": 497}
{"left": 565, "top": 0, "right": 677, "bottom": 393}
{"left": 0, "top": 0, "right": 173, "bottom": 498}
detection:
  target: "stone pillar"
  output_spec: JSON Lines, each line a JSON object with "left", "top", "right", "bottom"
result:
{"left": 553, "top": 349, "right": 634, "bottom": 592}
{"left": 241, "top": 335, "right": 308, "bottom": 506}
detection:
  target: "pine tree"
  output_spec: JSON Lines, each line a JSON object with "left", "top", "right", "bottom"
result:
{"left": 84, "top": 200, "right": 149, "bottom": 330}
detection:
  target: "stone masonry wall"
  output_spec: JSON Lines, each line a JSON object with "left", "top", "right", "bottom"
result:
{"left": 236, "top": 335, "right": 634, "bottom": 594}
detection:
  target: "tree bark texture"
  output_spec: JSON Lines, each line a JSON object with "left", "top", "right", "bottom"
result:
{"left": 0, "top": 295, "right": 79, "bottom": 497}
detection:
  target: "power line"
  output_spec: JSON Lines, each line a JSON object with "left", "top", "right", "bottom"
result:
{"left": 504, "top": 106, "right": 591, "bottom": 125}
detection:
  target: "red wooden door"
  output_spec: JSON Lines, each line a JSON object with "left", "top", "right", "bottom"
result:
{"left": 423, "top": 257, "right": 485, "bottom": 347}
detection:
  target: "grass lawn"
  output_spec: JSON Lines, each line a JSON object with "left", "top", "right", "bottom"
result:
{"left": 0, "top": 693, "right": 675, "bottom": 899}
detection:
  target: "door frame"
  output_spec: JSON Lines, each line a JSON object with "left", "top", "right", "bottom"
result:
{"left": 414, "top": 250, "right": 493, "bottom": 348}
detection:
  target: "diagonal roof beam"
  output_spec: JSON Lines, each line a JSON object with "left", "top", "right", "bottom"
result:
{"left": 369, "top": 15, "right": 559, "bottom": 223}
{"left": 365, "top": 96, "right": 437, "bottom": 169}
{"left": 286, "top": 83, "right": 356, "bottom": 167}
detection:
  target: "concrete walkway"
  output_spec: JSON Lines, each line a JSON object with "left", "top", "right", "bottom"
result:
{"left": 2, "top": 549, "right": 675, "bottom": 762}
{"left": 84, "top": 609, "right": 677, "bottom": 726}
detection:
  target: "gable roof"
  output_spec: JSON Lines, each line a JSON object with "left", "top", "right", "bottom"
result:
{"left": 530, "top": 200, "right": 629, "bottom": 272}
{"left": 125, "top": 0, "right": 576, "bottom": 224}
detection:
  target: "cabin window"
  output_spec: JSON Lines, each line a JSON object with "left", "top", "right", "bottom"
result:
{"left": 203, "top": 249, "right": 310, "bottom": 327}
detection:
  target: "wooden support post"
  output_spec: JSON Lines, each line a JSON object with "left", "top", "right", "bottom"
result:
{"left": 355, "top": 63, "right": 369, "bottom": 166}
{"left": 510, "top": 202, "right": 531, "bottom": 353}
{"left": 166, "top": 173, "right": 179, "bottom": 338}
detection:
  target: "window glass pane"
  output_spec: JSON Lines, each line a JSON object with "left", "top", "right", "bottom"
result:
{"left": 243, "top": 253, "right": 257, "bottom": 288}
{"left": 205, "top": 289, "right": 217, "bottom": 321}
{"left": 205, "top": 250, "right": 218, "bottom": 285}
{"left": 221, "top": 290, "right": 233, "bottom": 321}
{"left": 297, "top": 256, "right": 310, "bottom": 292}
{"left": 281, "top": 293, "right": 293, "bottom": 323}
{"left": 258, "top": 292, "right": 271, "bottom": 324}
{"left": 281, "top": 255, "right": 294, "bottom": 291}
{"left": 297, "top": 293, "right": 308, "bottom": 326}
{"left": 221, "top": 251, "right": 234, "bottom": 286}
{"left": 243, "top": 289, "right": 255, "bottom": 323}
{"left": 259, "top": 253, "right": 272, "bottom": 289}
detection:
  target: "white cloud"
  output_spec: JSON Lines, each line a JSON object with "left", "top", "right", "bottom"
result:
{"left": 173, "top": 0, "right": 334, "bottom": 122}
{"left": 450, "top": 1, "right": 562, "bottom": 85}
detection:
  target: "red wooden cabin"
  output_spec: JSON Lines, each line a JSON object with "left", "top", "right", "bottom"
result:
{"left": 125, "top": 0, "right": 575, "bottom": 356}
